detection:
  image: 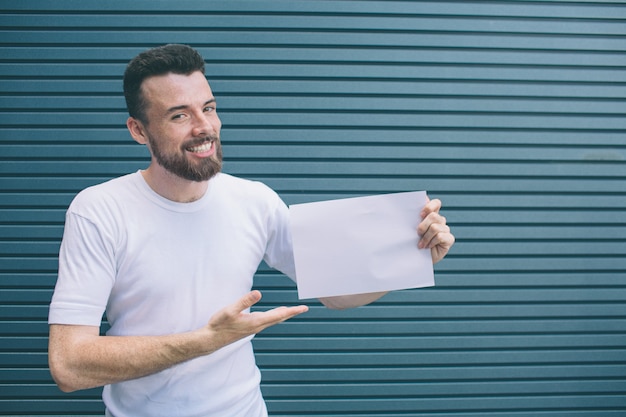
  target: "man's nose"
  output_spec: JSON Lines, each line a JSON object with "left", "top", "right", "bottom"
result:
{"left": 191, "top": 113, "right": 219, "bottom": 137}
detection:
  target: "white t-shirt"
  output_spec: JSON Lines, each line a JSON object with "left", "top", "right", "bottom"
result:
{"left": 49, "top": 171, "right": 297, "bottom": 417}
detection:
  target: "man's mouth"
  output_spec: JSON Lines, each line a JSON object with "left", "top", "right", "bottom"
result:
{"left": 186, "top": 140, "right": 214, "bottom": 154}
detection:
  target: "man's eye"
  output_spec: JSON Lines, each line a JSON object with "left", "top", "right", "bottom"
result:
{"left": 171, "top": 114, "right": 185, "bottom": 120}
{"left": 204, "top": 106, "right": 215, "bottom": 113}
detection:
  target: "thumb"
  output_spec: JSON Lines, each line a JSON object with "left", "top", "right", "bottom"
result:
{"left": 233, "top": 290, "right": 262, "bottom": 313}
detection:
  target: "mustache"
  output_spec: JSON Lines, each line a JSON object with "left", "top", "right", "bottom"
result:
{"left": 184, "top": 135, "right": 219, "bottom": 148}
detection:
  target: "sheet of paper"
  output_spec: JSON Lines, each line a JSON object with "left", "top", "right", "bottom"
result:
{"left": 290, "top": 190, "right": 434, "bottom": 300}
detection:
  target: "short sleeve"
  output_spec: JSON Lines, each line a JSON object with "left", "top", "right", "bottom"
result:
{"left": 48, "top": 208, "right": 116, "bottom": 326}
{"left": 262, "top": 191, "right": 297, "bottom": 282}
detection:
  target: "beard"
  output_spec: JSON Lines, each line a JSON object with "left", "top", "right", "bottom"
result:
{"left": 148, "top": 133, "right": 223, "bottom": 182}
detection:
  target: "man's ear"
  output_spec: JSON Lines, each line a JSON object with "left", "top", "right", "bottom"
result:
{"left": 127, "top": 117, "right": 148, "bottom": 145}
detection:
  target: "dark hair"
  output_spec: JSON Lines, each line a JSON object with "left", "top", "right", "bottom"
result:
{"left": 123, "top": 44, "right": 206, "bottom": 122}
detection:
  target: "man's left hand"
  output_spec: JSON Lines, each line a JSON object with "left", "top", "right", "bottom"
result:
{"left": 418, "top": 198, "right": 455, "bottom": 264}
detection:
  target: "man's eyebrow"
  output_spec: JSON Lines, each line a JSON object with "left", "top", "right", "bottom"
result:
{"left": 165, "top": 104, "right": 188, "bottom": 115}
{"left": 165, "top": 99, "right": 216, "bottom": 115}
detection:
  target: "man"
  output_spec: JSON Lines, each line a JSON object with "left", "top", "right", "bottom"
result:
{"left": 48, "top": 44, "right": 455, "bottom": 417}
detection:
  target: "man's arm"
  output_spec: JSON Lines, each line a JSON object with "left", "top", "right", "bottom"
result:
{"left": 317, "top": 197, "right": 455, "bottom": 310}
{"left": 48, "top": 290, "right": 308, "bottom": 392}
{"left": 318, "top": 291, "right": 388, "bottom": 310}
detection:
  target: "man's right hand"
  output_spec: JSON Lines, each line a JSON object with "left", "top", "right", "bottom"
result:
{"left": 200, "top": 290, "right": 309, "bottom": 354}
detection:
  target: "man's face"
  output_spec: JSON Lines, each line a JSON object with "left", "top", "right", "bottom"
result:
{"left": 139, "top": 71, "right": 223, "bottom": 182}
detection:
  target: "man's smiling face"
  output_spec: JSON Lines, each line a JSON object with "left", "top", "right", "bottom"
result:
{"left": 139, "top": 71, "right": 223, "bottom": 182}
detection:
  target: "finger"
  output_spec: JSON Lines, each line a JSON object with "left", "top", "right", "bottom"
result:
{"left": 257, "top": 305, "right": 309, "bottom": 325}
{"left": 420, "top": 223, "right": 451, "bottom": 249}
{"left": 418, "top": 212, "right": 448, "bottom": 247}
{"left": 247, "top": 305, "right": 309, "bottom": 335}
{"left": 419, "top": 222, "right": 450, "bottom": 249}
{"left": 417, "top": 211, "right": 446, "bottom": 237}
{"left": 430, "top": 230, "right": 456, "bottom": 264}
{"left": 229, "top": 290, "right": 263, "bottom": 315}
{"left": 420, "top": 198, "right": 441, "bottom": 218}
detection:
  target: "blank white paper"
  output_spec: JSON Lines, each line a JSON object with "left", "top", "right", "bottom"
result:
{"left": 290, "top": 191, "right": 434, "bottom": 300}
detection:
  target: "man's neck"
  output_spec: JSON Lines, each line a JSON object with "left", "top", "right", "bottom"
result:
{"left": 140, "top": 165, "right": 209, "bottom": 203}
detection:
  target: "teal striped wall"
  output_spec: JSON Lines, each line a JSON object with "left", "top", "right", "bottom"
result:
{"left": 1, "top": 1, "right": 625, "bottom": 415}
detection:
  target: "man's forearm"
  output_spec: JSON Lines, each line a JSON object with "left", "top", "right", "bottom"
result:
{"left": 319, "top": 291, "right": 388, "bottom": 310}
{"left": 48, "top": 324, "right": 214, "bottom": 392}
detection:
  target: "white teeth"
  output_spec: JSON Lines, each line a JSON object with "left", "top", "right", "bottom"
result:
{"left": 188, "top": 142, "right": 212, "bottom": 153}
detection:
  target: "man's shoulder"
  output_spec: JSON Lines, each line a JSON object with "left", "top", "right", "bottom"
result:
{"left": 214, "top": 173, "right": 278, "bottom": 199}
{"left": 69, "top": 172, "right": 139, "bottom": 212}
{"left": 215, "top": 173, "right": 282, "bottom": 211}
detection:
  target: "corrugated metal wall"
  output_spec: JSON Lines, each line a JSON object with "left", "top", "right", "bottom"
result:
{"left": 1, "top": 1, "right": 625, "bottom": 415}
